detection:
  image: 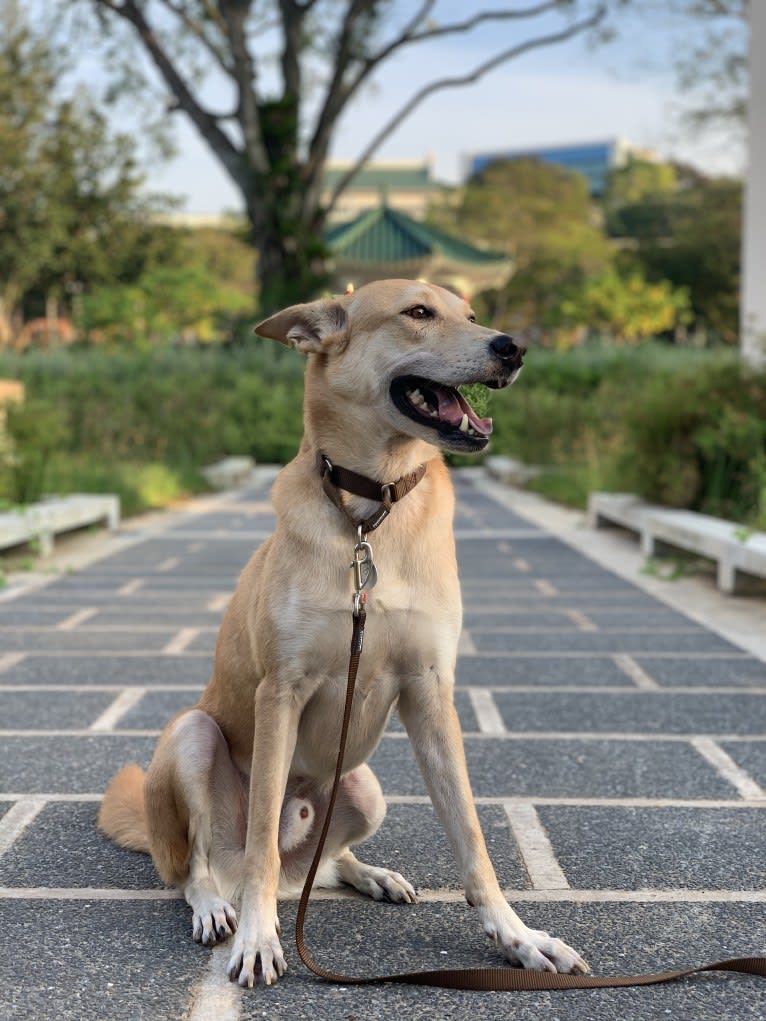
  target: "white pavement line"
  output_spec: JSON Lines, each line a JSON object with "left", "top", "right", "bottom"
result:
{"left": 89, "top": 688, "right": 147, "bottom": 732}
{"left": 162, "top": 627, "right": 200, "bottom": 655}
{"left": 207, "top": 593, "right": 233, "bottom": 612}
{"left": 534, "top": 579, "right": 558, "bottom": 597}
{"left": 0, "top": 887, "right": 181, "bottom": 900}
{"left": 565, "top": 609, "right": 599, "bottom": 632}
{"left": 0, "top": 683, "right": 206, "bottom": 693}
{"left": 156, "top": 557, "right": 180, "bottom": 573}
{"left": 1, "top": 792, "right": 766, "bottom": 808}
{"left": 0, "top": 799, "right": 47, "bottom": 857}
{"left": 55, "top": 607, "right": 98, "bottom": 631}
{"left": 187, "top": 945, "right": 243, "bottom": 1021}
{"left": 468, "top": 690, "right": 506, "bottom": 735}
{"left": 503, "top": 802, "right": 570, "bottom": 890}
{"left": 388, "top": 794, "right": 766, "bottom": 809}
{"left": 512, "top": 558, "right": 531, "bottom": 573}
{"left": 1, "top": 794, "right": 104, "bottom": 803}
{"left": 458, "top": 630, "right": 477, "bottom": 655}
{"left": 0, "top": 652, "right": 25, "bottom": 673}
{"left": 4, "top": 728, "right": 766, "bottom": 742}
{"left": 118, "top": 579, "right": 145, "bottom": 596}
{"left": 613, "top": 654, "right": 661, "bottom": 690}
{"left": 1, "top": 885, "right": 765, "bottom": 905}
{"left": 691, "top": 737, "right": 766, "bottom": 800}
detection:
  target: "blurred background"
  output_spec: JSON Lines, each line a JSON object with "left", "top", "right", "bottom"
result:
{"left": 1, "top": 0, "right": 763, "bottom": 538}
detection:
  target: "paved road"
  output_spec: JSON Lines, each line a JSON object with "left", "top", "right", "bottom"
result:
{"left": 1, "top": 470, "right": 765, "bottom": 1020}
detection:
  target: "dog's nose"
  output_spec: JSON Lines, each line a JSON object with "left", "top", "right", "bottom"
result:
{"left": 489, "top": 334, "right": 524, "bottom": 363}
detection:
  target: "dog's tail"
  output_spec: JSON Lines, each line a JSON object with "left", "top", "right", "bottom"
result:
{"left": 97, "top": 764, "right": 150, "bottom": 854}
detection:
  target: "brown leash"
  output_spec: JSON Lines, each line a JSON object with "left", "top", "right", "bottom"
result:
{"left": 294, "top": 469, "right": 766, "bottom": 991}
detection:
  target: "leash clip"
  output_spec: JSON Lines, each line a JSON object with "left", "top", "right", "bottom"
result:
{"left": 351, "top": 526, "right": 377, "bottom": 614}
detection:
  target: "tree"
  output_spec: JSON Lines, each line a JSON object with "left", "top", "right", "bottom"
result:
{"left": 56, "top": 0, "right": 609, "bottom": 311}
{"left": 672, "top": 0, "right": 748, "bottom": 131}
{"left": 554, "top": 268, "right": 691, "bottom": 344}
{"left": 0, "top": 0, "right": 175, "bottom": 343}
{"left": 429, "top": 157, "right": 614, "bottom": 333}
{"left": 603, "top": 157, "right": 677, "bottom": 235}
{"left": 613, "top": 173, "right": 742, "bottom": 343}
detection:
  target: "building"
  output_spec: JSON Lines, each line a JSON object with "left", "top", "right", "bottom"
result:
{"left": 466, "top": 138, "right": 657, "bottom": 197}
{"left": 322, "top": 159, "right": 443, "bottom": 222}
{"left": 325, "top": 202, "right": 512, "bottom": 298}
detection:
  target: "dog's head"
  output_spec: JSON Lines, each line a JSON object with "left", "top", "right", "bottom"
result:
{"left": 255, "top": 279, "right": 524, "bottom": 454}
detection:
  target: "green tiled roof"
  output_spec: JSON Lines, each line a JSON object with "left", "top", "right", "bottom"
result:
{"left": 323, "top": 164, "right": 439, "bottom": 192}
{"left": 326, "top": 205, "right": 508, "bottom": 266}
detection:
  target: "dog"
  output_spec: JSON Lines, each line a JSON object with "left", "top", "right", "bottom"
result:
{"left": 98, "top": 279, "right": 588, "bottom": 988}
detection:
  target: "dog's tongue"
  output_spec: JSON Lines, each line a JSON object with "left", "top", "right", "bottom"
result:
{"left": 436, "top": 386, "right": 493, "bottom": 436}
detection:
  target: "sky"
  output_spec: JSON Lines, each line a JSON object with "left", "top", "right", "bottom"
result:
{"left": 56, "top": 1, "right": 747, "bottom": 214}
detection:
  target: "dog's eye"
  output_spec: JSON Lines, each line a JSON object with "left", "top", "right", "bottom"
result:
{"left": 403, "top": 305, "right": 433, "bottom": 320}
{"left": 467, "top": 314, "right": 476, "bottom": 323}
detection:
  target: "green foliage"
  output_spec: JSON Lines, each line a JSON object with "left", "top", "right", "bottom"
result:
{"left": 78, "top": 262, "right": 253, "bottom": 345}
{"left": 0, "top": 344, "right": 306, "bottom": 511}
{"left": 603, "top": 158, "right": 677, "bottom": 231}
{"left": 611, "top": 175, "right": 742, "bottom": 343}
{"left": 0, "top": 1, "right": 178, "bottom": 340}
{"left": 2, "top": 342, "right": 765, "bottom": 532}
{"left": 488, "top": 344, "right": 766, "bottom": 529}
{"left": 0, "top": 398, "right": 69, "bottom": 503}
{"left": 45, "top": 457, "right": 205, "bottom": 518}
{"left": 555, "top": 269, "right": 691, "bottom": 345}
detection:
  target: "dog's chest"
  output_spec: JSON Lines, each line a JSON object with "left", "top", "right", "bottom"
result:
{"left": 285, "top": 597, "right": 459, "bottom": 781}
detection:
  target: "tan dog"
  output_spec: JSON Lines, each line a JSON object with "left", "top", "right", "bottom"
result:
{"left": 98, "top": 279, "right": 588, "bottom": 988}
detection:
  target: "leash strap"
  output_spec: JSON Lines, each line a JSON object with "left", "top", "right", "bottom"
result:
{"left": 319, "top": 453, "right": 426, "bottom": 533}
{"left": 294, "top": 610, "right": 766, "bottom": 991}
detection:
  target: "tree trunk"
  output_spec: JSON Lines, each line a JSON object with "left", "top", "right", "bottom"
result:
{"left": 248, "top": 99, "right": 331, "bottom": 313}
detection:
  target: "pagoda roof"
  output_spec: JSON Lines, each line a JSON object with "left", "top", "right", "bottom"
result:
{"left": 325, "top": 204, "right": 509, "bottom": 268}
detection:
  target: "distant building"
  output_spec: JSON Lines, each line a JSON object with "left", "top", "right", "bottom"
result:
{"left": 466, "top": 139, "right": 657, "bottom": 196}
{"left": 322, "top": 159, "right": 443, "bottom": 222}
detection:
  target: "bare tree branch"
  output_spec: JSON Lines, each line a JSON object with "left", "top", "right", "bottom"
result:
{"left": 304, "top": 0, "right": 386, "bottom": 188}
{"left": 218, "top": 0, "right": 270, "bottom": 174}
{"left": 325, "top": 4, "right": 607, "bottom": 215}
{"left": 307, "top": 1, "right": 561, "bottom": 196}
{"left": 278, "top": 0, "right": 306, "bottom": 98}
{"left": 403, "top": 2, "right": 563, "bottom": 44}
{"left": 94, "top": 0, "right": 247, "bottom": 189}
{"left": 154, "top": 0, "right": 234, "bottom": 75}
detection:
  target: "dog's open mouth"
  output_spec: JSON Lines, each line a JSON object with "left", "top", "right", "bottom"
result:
{"left": 390, "top": 375, "right": 493, "bottom": 448}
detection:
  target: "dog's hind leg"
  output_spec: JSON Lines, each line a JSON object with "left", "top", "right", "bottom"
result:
{"left": 145, "top": 708, "right": 246, "bottom": 946}
{"left": 332, "top": 766, "right": 417, "bottom": 903}
{"left": 280, "top": 765, "right": 417, "bottom": 903}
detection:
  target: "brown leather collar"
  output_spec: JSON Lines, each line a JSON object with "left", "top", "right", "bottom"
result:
{"left": 318, "top": 452, "right": 426, "bottom": 533}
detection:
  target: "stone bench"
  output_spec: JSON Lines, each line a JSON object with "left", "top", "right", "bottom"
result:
{"left": 202, "top": 456, "right": 256, "bottom": 490}
{"left": 0, "top": 494, "right": 120, "bottom": 557}
{"left": 587, "top": 492, "right": 766, "bottom": 595}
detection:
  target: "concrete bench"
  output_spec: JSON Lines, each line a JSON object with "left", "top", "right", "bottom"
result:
{"left": 588, "top": 492, "right": 766, "bottom": 595}
{"left": 202, "top": 456, "right": 256, "bottom": 490}
{"left": 484, "top": 455, "right": 542, "bottom": 486}
{"left": 0, "top": 494, "right": 120, "bottom": 557}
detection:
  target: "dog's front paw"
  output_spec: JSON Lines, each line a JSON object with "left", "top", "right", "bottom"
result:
{"left": 226, "top": 923, "right": 287, "bottom": 988}
{"left": 481, "top": 908, "right": 589, "bottom": 974}
{"left": 192, "top": 897, "right": 238, "bottom": 946}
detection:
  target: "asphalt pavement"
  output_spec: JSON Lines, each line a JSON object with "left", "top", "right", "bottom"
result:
{"left": 1, "top": 469, "right": 765, "bottom": 1021}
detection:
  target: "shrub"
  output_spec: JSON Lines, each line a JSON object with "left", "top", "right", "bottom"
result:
{"left": 0, "top": 398, "right": 69, "bottom": 504}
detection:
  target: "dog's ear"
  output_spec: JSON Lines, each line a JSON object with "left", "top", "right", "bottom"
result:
{"left": 254, "top": 298, "right": 347, "bottom": 354}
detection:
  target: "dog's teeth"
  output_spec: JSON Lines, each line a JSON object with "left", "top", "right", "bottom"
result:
{"left": 459, "top": 414, "right": 469, "bottom": 433}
